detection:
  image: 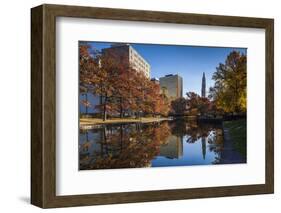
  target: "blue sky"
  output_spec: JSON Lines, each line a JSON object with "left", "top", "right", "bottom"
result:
{"left": 82, "top": 41, "right": 246, "bottom": 96}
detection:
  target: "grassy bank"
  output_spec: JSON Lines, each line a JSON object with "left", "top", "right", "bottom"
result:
{"left": 223, "top": 119, "right": 246, "bottom": 156}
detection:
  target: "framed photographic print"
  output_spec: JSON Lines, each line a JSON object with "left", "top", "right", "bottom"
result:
{"left": 31, "top": 4, "right": 274, "bottom": 208}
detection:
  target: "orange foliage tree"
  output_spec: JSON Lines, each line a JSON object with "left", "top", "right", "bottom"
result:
{"left": 79, "top": 44, "right": 170, "bottom": 119}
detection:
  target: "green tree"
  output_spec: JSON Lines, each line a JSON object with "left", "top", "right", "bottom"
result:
{"left": 209, "top": 51, "right": 247, "bottom": 113}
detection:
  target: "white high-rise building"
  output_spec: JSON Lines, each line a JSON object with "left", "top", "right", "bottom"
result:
{"left": 102, "top": 44, "right": 151, "bottom": 78}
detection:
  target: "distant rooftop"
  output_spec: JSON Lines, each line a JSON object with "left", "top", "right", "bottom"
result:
{"left": 164, "top": 74, "right": 181, "bottom": 77}
{"left": 159, "top": 74, "right": 182, "bottom": 79}
{"left": 110, "top": 43, "right": 129, "bottom": 47}
{"left": 104, "top": 43, "right": 150, "bottom": 66}
{"left": 165, "top": 74, "right": 174, "bottom": 77}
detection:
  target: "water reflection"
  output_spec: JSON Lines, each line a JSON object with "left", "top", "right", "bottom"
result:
{"left": 79, "top": 119, "right": 241, "bottom": 170}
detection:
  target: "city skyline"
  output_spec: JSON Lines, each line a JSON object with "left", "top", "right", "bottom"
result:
{"left": 79, "top": 41, "right": 247, "bottom": 170}
{"left": 84, "top": 41, "right": 247, "bottom": 96}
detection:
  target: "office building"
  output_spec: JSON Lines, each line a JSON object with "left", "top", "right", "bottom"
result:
{"left": 159, "top": 74, "right": 183, "bottom": 100}
{"left": 102, "top": 44, "right": 151, "bottom": 78}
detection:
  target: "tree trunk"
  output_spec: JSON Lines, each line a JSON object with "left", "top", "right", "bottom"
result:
{"left": 103, "top": 96, "right": 107, "bottom": 121}
{"left": 85, "top": 92, "right": 88, "bottom": 114}
{"left": 136, "top": 111, "right": 140, "bottom": 119}
{"left": 120, "top": 97, "right": 123, "bottom": 118}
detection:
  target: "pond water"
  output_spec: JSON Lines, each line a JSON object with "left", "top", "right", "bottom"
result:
{"left": 79, "top": 119, "right": 245, "bottom": 170}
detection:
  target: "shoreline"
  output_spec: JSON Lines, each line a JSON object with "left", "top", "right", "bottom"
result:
{"left": 219, "top": 119, "right": 246, "bottom": 164}
{"left": 80, "top": 117, "right": 172, "bottom": 129}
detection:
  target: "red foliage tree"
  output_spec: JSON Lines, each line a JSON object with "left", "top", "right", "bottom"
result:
{"left": 79, "top": 44, "right": 170, "bottom": 120}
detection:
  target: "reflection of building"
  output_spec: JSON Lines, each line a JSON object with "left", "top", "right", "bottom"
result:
{"left": 159, "top": 74, "right": 183, "bottom": 100}
{"left": 201, "top": 137, "right": 206, "bottom": 160}
{"left": 159, "top": 135, "right": 183, "bottom": 159}
{"left": 102, "top": 44, "right": 151, "bottom": 78}
{"left": 201, "top": 72, "right": 206, "bottom": 98}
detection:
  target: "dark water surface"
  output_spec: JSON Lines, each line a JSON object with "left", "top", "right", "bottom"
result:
{"left": 79, "top": 119, "right": 245, "bottom": 170}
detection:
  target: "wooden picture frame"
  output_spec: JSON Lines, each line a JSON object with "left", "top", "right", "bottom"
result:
{"left": 31, "top": 4, "right": 274, "bottom": 208}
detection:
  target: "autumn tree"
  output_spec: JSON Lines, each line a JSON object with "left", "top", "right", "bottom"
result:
{"left": 158, "top": 94, "right": 170, "bottom": 116}
{"left": 186, "top": 92, "right": 200, "bottom": 109}
{"left": 79, "top": 44, "right": 100, "bottom": 115}
{"left": 197, "top": 97, "right": 211, "bottom": 115}
{"left": 79, "top": 44, "right": 170, "bottom": 120}
{"left": 185, "top": 92, "right": 211, "bottom": 115}
{"left": 80, "top": 44, "right": 126, "bottom": 120}
{"left": 142, "top": 80, "right": 170, "bottom": 117}
{"left": 171, "top": 97, "right": 187, "bottom": 115}
{"left": 209, "top": 51, "right": 247, "bottom": 113}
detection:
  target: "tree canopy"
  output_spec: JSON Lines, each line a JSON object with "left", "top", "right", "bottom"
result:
{"left": 209, "top": 51, "right": 247, "bottom": 113}
{"left": 79, "top": 44, "right": 170, "bottom": 120}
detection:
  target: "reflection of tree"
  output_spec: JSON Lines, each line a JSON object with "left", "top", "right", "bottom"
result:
{"left": 208, "top": 129, "right": 224, "bottom": 164}
{"left": 171, "top": 120, "right": 212, "bottom": 144}
{"left": 79, "top": 129, "right": 94, "bottom": 167}
{"left": 169, "top": 119, "right": 224, "bottom": 162}
{"left": 79, "top": 122, "right": 171, "bottom": 170}
{"left": 79, "top": 120, "right": 227, "bottom": 169}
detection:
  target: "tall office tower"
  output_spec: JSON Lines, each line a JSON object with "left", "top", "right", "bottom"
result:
{"left": 159, "top": 74, "right": 183, "bottom": 100}
{"left": 201, "top": 72, "right": 206, "bottom": 98}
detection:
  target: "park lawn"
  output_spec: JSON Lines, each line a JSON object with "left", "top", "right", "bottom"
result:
{"left": 223, "top": 119, "right": 246, "bottom": 157}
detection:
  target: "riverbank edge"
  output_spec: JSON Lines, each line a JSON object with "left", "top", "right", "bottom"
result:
{"left": 80, "top": 117, "right": 173, "bottom": 128}
{"left": 221, "top": 119, "right": 246, "bottom": 164}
